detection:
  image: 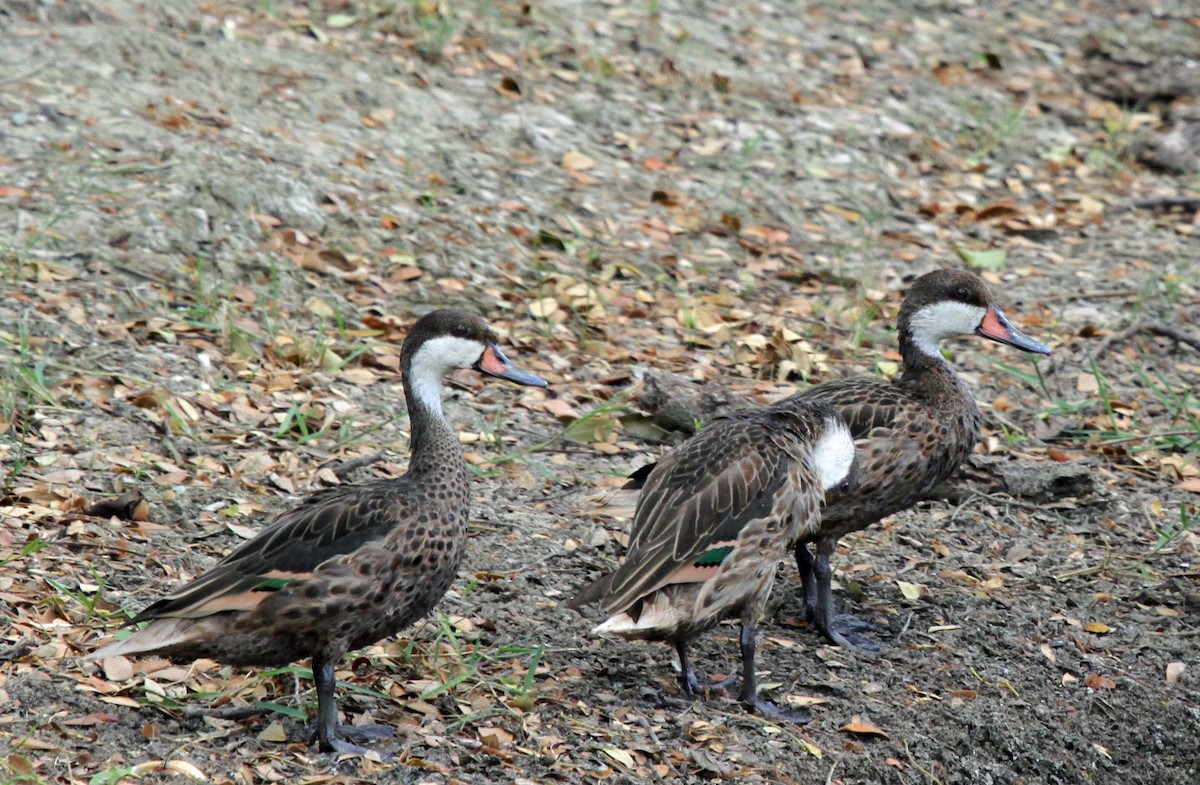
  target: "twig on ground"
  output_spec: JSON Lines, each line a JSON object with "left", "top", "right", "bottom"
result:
{"left": 1117, "top": 196, "right": 1200, "bottom": 213}
{"left": 1092, "top": 319, "right": 1200, "bottom": 358}
{"left": 0, "top": 641, "right": 33, "bottom": 662}
{"left": 330, "top": 449, "right": 387, "bottom": 480}
{"left": 903, "top": 740, "right": 945, "bottom": 785}
{"left": 637, "top": 715, "right": 682, "bottom": 780}
{"left": 177, "top": 703, "right": 274, "bottom": 720}
{"left": 1054, "top": 564, "right": 1107, "bottom": 582}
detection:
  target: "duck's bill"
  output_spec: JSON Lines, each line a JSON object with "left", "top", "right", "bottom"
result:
{"left": 475, "top": 344, "right": 549, "bottom": 387}
{"left": 977, "top": 306, "right": 1051, "bottom": 355}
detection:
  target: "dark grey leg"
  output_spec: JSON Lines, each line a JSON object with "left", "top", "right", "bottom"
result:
{"left": 310, "top": 653, "right": 393, "bottom": 755}
{"left": 795, "top": 542, "right": 818, "bottom": 622}
{"left": 737, "top": 620, "right": 811, "bottom": 724}
{"left": 675, "top": 640, "right": 701, "bottom": 698}
{"left": 812, "top": 540, "right": 882, "bottom": 653}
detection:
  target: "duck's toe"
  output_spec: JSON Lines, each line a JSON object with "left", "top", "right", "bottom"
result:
{"left": 308, "top": 722, "right": 395, "bottom": 757}
{"left": 337, "top": 723, "right": 395, "bottom": 743}
{"left": 744, "top": 697, "right": 812, "bottom": 725}
{"left": 827, "top": 614, "right": 883, "bottom": 653}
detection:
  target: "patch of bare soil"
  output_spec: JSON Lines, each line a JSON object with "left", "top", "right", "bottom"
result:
{"left": 1, "top": 1, "right": 1197, "bottom": 784}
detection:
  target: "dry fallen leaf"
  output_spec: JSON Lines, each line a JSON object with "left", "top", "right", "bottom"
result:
{"left": 1083, "top": 673, "right": 1116, "bottom": 690}
{"left": 840, "top": 716, "right": 889, "bottom": 738}
{"left": 101, "top": 656, "right": 133, "bottom": 682}
{"left": 529, "top": 297, "right": 560, "bottom": 320}
{"left": 602, "top": 747, "right": 636, "bottom": 767}
{"left": 785, "top": 694, "right": 830, "bottom": 707}
{"left": 1084, "top": 621, "right": 1110, "bottom": 634}
{"left": 257, "top": 721, "right": 288, "bottom": 743}
{"left": 480, "top": 726, "right": 514, "bottom": 748}
{"left": 561, "top": 151, "right": 594, "bottom": 171}
{"left": 896, "top": 580, "right": 922, "bottom": 601}
{"left": 543, "top": 398, "right": 580, "bottom": 423}
{"left": 1166, "top": 661, "right": 1186, "bottom": 685}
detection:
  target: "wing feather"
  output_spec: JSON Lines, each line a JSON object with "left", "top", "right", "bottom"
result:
{"left": 593, "top": 416, "right": 790, "bottom": 616}
{"left": 129, "top": 479, "right": 411, "bottom": 623}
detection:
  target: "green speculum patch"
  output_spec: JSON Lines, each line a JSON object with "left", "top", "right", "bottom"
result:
{"left": 694, "top": 546, "right": 734, "bottom": 567}
{"left": 253, "top": 577, "right": 296, "bottom": 592}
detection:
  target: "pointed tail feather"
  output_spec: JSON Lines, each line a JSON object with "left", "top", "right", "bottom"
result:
{"left": 586, "top": 463, "right": 655, "bottom": 520}
{"left": 586, "top": 486, "right": 640, "bottom": 520}
{"left": 84, "top": 618, "right": 197, "bottom": 660}
{"left": 565, "top": 572, "right": 615, "bottom": 611}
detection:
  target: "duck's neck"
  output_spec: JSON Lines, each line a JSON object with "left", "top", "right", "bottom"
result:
{"left": 897, "top": 326, "right": 948, "bottom": 375}
{"left": 896, "top": 324, "right": 966, "bottom": 399}
{"left": 402, "top": 370, "right": 464, "bottom": 477}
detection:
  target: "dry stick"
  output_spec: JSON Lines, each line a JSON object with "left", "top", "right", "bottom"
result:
{"left": 1042, "top": 288, "right": 1137, "bottom": 304}
{"left": 637, "top": 715, "right": 683, "bottom": 780}
{"left": 330, "top": 449, "right": 387, "bottom": 480}
{"left": 178, "top": 703, "right": 274, "bottom": 720}
{"left": 903, "top": 740, "right": 945, "bottom": 785}
{"left": 1095, "top": 430, "right": 1199, "bottom": 446}
{"left": 1117, "top": 196, "right": 1200, "bottom": 213}
{"left": 1092, "top": 319, "right": 1200, "bottom": 358}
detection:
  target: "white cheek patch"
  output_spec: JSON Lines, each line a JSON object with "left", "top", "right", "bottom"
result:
{"left": 813, "top": 417, "right": 856, "bottom": 491}
{"left": 407, "top": 335, "right": 486, "bottom": 415}
{"left": 907, "top": 301, "right": 986, "bottom": 358}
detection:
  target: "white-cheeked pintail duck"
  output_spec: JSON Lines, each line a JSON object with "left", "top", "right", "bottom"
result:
{"left": 88, "top": 310, "right": 547, "bottom": 754}
{"left": 568, "top": 399, "right": 857, "bottom": 721}
{"left": 789, "top": 268, "right": 1049, "bottom": 651}
{"left": 611, "top": 269, "right": 1050, "bottom": 652}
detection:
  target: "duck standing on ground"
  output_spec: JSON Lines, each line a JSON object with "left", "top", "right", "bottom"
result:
{"left": 568, "top": 399, "right": 856, "bottom": 721}
{"left": 88, "top": 310, "right": 547, "bottom": 754}
{"left": 791, "top": 269, "right": 1050, "bottom": 650}
{"left": 609, "top": 269, "right": 1051, "bottom": 652}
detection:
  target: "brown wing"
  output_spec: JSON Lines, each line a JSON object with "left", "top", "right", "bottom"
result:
{"left": 574, "top": 414, "right": 795, "bottom": 616}
{"left": 129, "top": 479, "right": 412, "bottom": 623}
{"left": 614, "top": 377, "right": 903, "bottom": 495}
{"left": 787, "top": 376, "right": 906, "bottom": 437}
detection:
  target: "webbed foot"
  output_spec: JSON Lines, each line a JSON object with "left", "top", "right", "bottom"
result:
{"left": 744, "top": 696, "right": 812, "bottom": 725}
{"left": 824, "top": 613, "right": 883, "bottom": 653}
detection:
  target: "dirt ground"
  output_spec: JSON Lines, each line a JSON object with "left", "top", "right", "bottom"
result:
{"left": 1, "top": 1, "right": 1198, "bottom": 783}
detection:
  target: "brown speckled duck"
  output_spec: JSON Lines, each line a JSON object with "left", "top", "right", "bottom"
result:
{"left": 611, "top": 269, "right": 1050, "bottom": 652}
{"left": 88, "top": 310, "right": 547, "bottom": 754}
{"left": 788, "top": 269, "right": 1049, "bottom": 651}
{"left": 568, "top": 399, "right": 856, "bottom": 721}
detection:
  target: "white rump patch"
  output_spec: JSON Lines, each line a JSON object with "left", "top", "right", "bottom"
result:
{"left": 906, "top": 301, "right": 987, "bottom": 359}
{"left": 592, "top": 593, "right": 685, "bottom": 638}
{"left": 814, "top": 416, "right": 856, "bottom": 490}
{"left": 407, "top": 335, "right": 487, "bottom": 417}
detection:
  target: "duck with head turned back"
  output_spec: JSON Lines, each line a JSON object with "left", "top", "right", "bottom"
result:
{"left": 568, "top": 399, "right": 857, "bottom": 722}
{"left": 88, "top": 310, "right": 548, "bottom": 755}
{"left": 789, "top": 268, "right": 1050, "bottom": 651}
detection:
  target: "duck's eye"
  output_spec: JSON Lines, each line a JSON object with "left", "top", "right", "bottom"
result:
{"left": 452, "top": 323, "right": 469, "bottom": 338}
{"left": 953, "top": 285, "right": 971, "bottom": 301}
